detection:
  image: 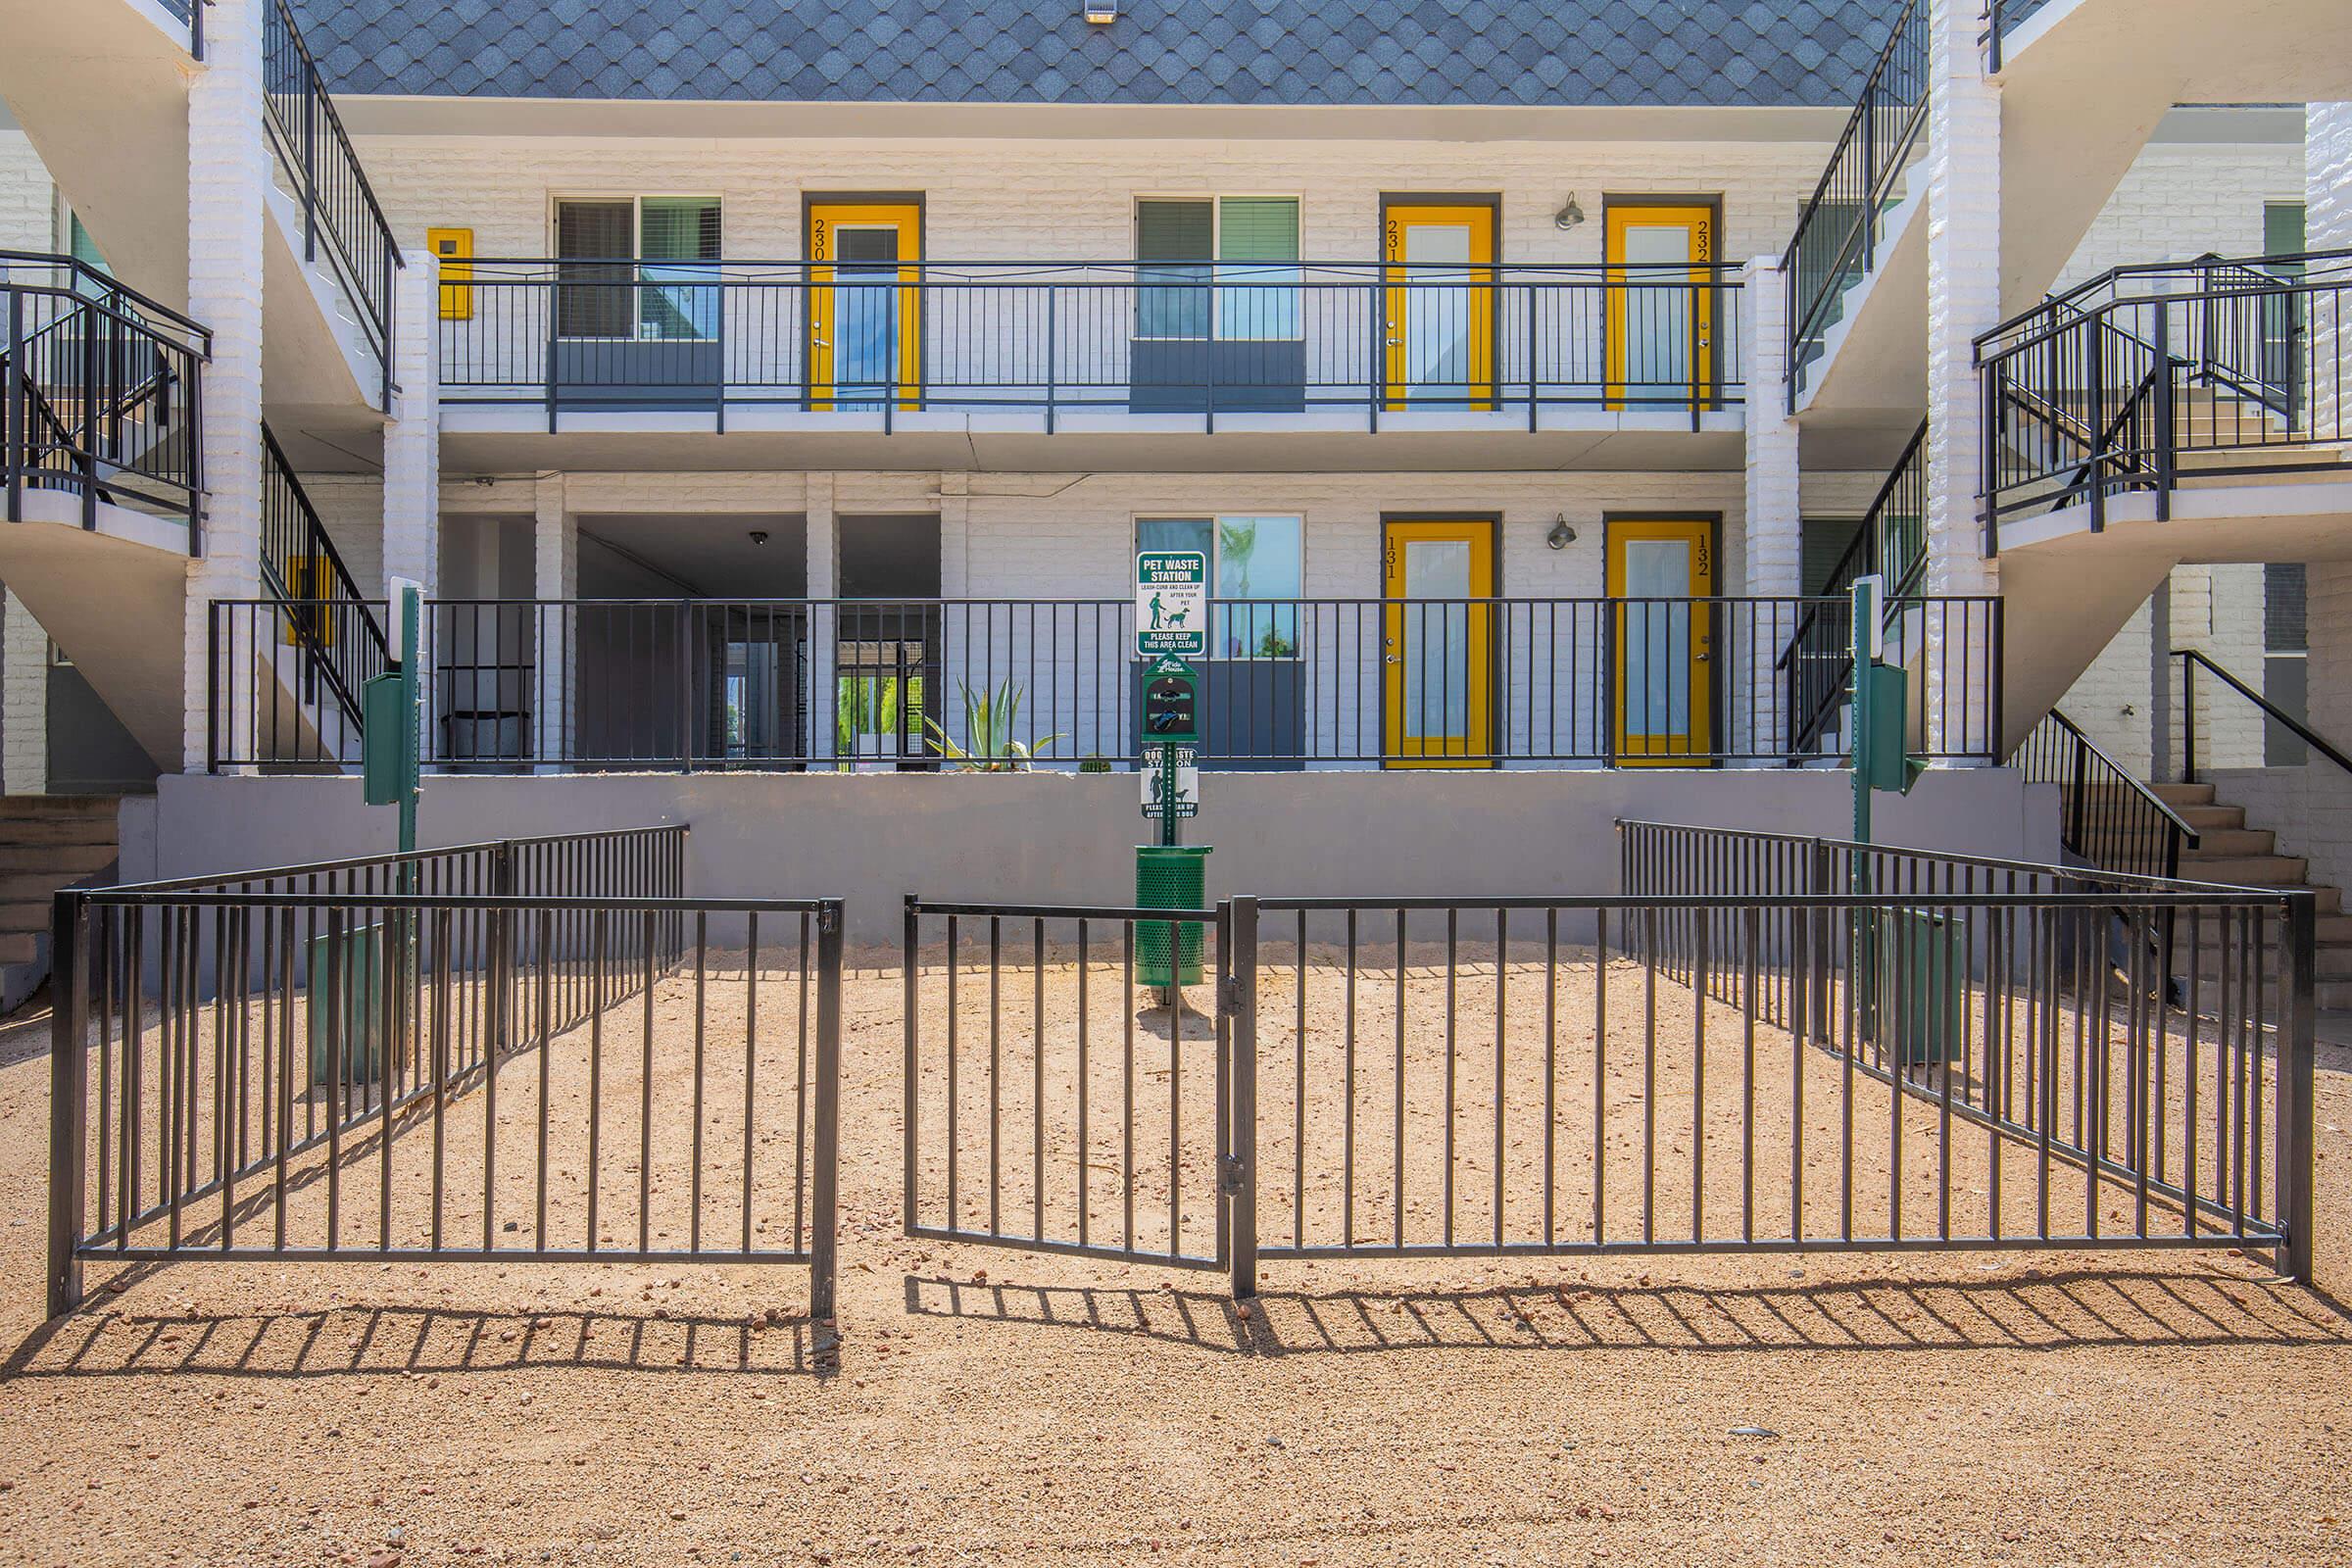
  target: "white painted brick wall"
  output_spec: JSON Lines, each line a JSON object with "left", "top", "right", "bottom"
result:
{"left": 1922, "top": 0, "right": 2000, "bottom": 759}
{"left": 2312, "top": 105, "right": 2352, "bottom": 443}
{"left": 0, "top": 130, "right": 57, "bottom": 251}
{"left": 181, "top": 0, "right": 270, "bottom": 772}
{"left": 2057, "top": 139, "right": 2304, "bottom": 290}
{"left": 2, "top": 589, "right": 48, "bottom": 794}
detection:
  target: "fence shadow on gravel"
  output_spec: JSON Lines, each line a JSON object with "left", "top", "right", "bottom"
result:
{"left": 903, "top": 1269, "right": 2352, "bottom": 1358}
{"left": 10, "top": 1301, "right": 817, "bottom": 1380}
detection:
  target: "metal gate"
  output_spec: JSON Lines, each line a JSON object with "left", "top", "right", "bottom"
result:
{"left": 901, "top": 898, "right": 1240, "bottom": 1272}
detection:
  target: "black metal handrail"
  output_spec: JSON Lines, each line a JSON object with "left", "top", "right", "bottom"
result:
{"left": 259, "top": 421, "right": 388, "bottom": 734}
{"left": 1977, "top": 249, "right": 2352, "bottom": 539}
{"left": 2013, "top": 709, "right": 2199, "bottom": 881}
{"left": 2, "top": 253, "right": 209, "bottom": 543}
{"left": 2177, "top": 647, "right": 2352, "bottom": 783}
{"left": 262, "top": 0, "right": 401, "bottom": 404}
{"left": 209, "top": 592, "right": 2005, "bottom": 773}
{"left": 1984, "top": 0, "right": 2056, "bottom": 72}
{"left": 1783, "top": 0, "right": 1928, "bottom": 399}
{"left": 437, "top": 257, "right": 1745, "bottom": 429}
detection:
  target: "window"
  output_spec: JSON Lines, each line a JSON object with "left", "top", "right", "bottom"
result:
{"left": 1135, "top": 197, "right": 1300, "bottom": 341}
{"left": 554, "top": 196, "right": 721, "bottom": 341}
{"left": 1137, "top": 515, "right": 1303, "bottom": 657}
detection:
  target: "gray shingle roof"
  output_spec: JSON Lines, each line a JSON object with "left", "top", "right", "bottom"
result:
{"left": 289, "top": 1, "right": 1897, "bottom": 108}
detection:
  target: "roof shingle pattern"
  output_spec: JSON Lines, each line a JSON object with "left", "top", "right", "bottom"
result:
{"left": 290, "top": 0, "right": 1895, "bottom": 108}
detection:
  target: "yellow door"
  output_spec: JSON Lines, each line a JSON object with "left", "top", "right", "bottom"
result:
{"left": 1383, "top": 519, "right": 1495, "bottom": 766}
{"left": 1383, "top": 202, "right": 1496, "bottom": 411}
{"left": 808, "top": 201, "right": 922, "bottom": 410}
{"left": 1604, "top": 203, "right": 1714, "bottom": 411}
{"left": 1607, "top": 519, "right": 1715, "bottom": 764}
{"left": 427, "top": 227, "right": 473, "bottom": 321}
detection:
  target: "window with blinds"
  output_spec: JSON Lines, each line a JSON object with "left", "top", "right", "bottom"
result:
{"left": 555, "top": 197, "right": 721, "bottom": 340}
{"left": 1135, "top": 197, "right": 1298, "bottom": 340}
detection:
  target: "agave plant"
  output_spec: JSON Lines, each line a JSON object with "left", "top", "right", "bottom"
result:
{"left": 923, "top": 679, "right": 1064, "bottom": 771}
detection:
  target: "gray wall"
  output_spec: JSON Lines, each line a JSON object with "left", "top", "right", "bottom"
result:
{"left": 123, "top": 768, "right": 2061, "bottom": 943}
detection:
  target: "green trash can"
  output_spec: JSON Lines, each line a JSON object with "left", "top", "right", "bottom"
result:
{"left": 1861, "top": 907, "right": 1965, "bottom": 1068}
{"left": 309, "top": 920, "right": 390, "bottom": 1087}
{"left": 1136, "top": 845, "right": 1211, "bottom": 988}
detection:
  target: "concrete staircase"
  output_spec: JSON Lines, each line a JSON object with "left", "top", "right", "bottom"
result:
{"left": 0, "top": 796, "right": 121, "bottom": 1008}
{"left": 2159, "top": 780, "right": 2352, "bottom": 1009}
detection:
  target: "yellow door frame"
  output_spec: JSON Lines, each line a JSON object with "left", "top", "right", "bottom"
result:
{"left": 1605, "top": 516, "right": 1716, "bottom": 765}
{"left": 807, "top": 199, "right": 923, "bottom": 411}
{"left": 1382, "top": 197, "right": 1498, "bottom": 412}
{"left": 1382, "top": 516, "right": 1497, "bottom": 768}
{"left": 1602, "top": 199, "right": 1716, "bottom": 412}
{"left": 427, "top": 227, "right": 473, "bottom": 321}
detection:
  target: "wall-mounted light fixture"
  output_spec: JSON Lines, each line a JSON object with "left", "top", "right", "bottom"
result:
{"left": 1552, "top": 193, "right": 1586, "bottom": 232}
{"left": 1546, "top": 514, "right": 1577, "bottom": 550}
{"left": 750, "top": 530, "right": 770, "bottom": 547}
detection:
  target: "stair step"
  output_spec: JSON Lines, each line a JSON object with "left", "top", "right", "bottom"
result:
{"left": 0, "top": 795, "right": 121, "bottom": 816}
{"left": 0, "top": 934, "right": 35, "bottom": 967}
{"left": 2179, "top": 827, "right": 2275, "bottom": 857}
{"left": 2178, "top": 804, "right": 2246, "bottom": 832}
{"left": 2178, "top": 854, "right": 2309, "bottom": 886}
{"left": 0, "top": 903, "right": 51, "bottom": 934}
{"left": 2152, "top": 782, "right": 2216, "bottom": 808}
{"left": 2317, "top": 980, "right": 2352, "bottom": 1010}
{"left": 0, "top": 818, "right": 120, "bottom": 847}
{"left": 2193, "top": 944, "right": 2352, "bottom": 981}
{"left": 0, "top": 843, "right": 120, "bottom": 877}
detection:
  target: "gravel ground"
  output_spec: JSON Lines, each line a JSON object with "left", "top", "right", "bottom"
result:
{"left": 0, "top": 945, "right": 2347, "bottom": 1568}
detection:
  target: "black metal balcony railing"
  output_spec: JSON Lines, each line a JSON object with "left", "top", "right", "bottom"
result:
{"left": 1977, "top": 249, "right": 2352, "bottom": 544}
{"left": 1, "top": 252, "right": 209, "bottom": 543}
{"left": 1784, "top": 0, "right": 1928, "bottom": 399}
{"left": 436, "top": 260, "right": 1745, "bottom": 430}
{"left": 262, "top": 0, "right": 400, "bottom": 403}
{"left": 149, "top": 0, "right": 202, "bottom": 57}
{"left": 259, "top": 421, "right": 389, "bottom": 738}
{"left": 207, "top": 593, "right": 2002, "bottom": 774}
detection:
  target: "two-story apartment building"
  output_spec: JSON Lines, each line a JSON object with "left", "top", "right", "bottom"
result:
{"left": 0, "top": 0, "right": 2349, "bottom": 952}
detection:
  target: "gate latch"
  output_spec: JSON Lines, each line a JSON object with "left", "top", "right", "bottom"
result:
{"left": 1218, "top": 1153, "right": 1246, "bottom": 1195}
{"left": 1218, "top": 973, "right": 1244, "bottom": 1019}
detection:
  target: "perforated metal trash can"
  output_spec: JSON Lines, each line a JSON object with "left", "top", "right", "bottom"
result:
{"left": 1136, "top": 845, "right": 1211, "bottom": 987}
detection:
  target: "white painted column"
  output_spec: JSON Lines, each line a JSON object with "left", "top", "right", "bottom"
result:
{"left": 2310, "top": 105, "right": 2352, "bottom": 441}
{"left": 181, "top": 0, "right": 270, "bottom": 772}
{"left": 531, "top": 473, "right": 574, "bottom": 771}
{"left": 381, "top": 252, "right": 441, "bottom": 755}
{"left": 936, "top": 471, "right": 970, "bottom": 760}
{"left": 380, "top": 253, "right": 441, "bottom": 593}
{"left": 2, "top": 590, "right": 48, "bottom": 793}
{"left": 806, "top": 471, "right": 837, "bottom": 764}
{"left": 1741, "top": 255, "right": 1802, "bottom": 761}
{"left": 1922, "top": 0, "right": 2001, "bottom": 759}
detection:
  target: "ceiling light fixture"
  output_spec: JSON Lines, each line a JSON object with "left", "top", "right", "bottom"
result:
{"left": 1084, "top": 0, "right": 1116, "bottom": 23}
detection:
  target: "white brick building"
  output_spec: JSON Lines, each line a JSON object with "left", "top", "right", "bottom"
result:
{"left": 1, "top": 0, "right": 2350, "bottom": 922}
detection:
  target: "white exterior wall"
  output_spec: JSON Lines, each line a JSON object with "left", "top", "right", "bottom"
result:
{"left": 351, "top": 133, "right": 1831, "bottom": 265}
{"left": 0, "top": 132, "right": 54, "bottom": 793}
{"left": 2056, "top": 137, "right": 2305, "bottom": 290}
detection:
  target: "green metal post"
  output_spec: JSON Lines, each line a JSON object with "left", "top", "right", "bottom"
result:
{"left": 1159, "top": 740, "right": 1179, "bottom": 849}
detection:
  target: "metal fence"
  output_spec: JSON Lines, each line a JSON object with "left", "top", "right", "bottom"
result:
{"left": 895, "top": 839, "right": 2316, "bottom": 1298}
{"left": 2, "top": 252, "right": 209, "bottom": 541}
{"left": 438, "top": 259, "right": 1744, "bottom": 429}
{"left": 2012, "top": 710, "right": 2198, "bottom": 883}
{"left": 45, "top": 826, "right": 845, "bottom": 1324}
{"left": 208, "top": 593, "right": 2005, "bottom": 772}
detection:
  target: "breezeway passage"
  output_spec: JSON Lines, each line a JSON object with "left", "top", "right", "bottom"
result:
{"left": 43, "top": 823, "right": 2318, "bottom": 1326}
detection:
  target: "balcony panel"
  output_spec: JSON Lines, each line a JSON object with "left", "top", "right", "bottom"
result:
{"left": 437, "top": 260, "right": 1746, "bottom": 464}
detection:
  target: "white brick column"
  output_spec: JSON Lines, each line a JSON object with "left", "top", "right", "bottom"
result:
{"left": 531, "top": 473, "right": 574, "bottom": 771}
{"left": 2, "top": 590, "right": 47, "bottom": 793}
{"left": 182, "top": 0, "right": 270, "bottom": 772}
{"left": 936, "top": 472, "right": 970, "bottom": 755}
{"left": 381, "top": 252, "right": 441, "bottom": 755}
{"left": 1923, "top": 0, "right": 2000, "bottom": 759}
{"left": 1741, "top": 255, "right": 1801, "bottom": 761}
{"left": 806, "top": 471, "right": 837, "bottom": 763}
{"left": 2310, "top": 105, "right": 2352, "bottom": 440}
{"left": 380, "top": 253, "right": 441, "bottom": 593}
